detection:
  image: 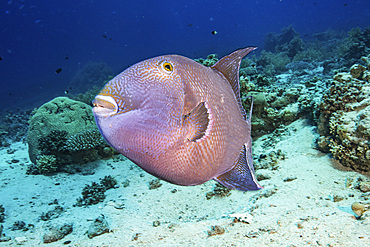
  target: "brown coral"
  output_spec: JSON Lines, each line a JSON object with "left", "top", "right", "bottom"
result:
{"left": 317, "top": 56, "right": 370, "bottom": 172}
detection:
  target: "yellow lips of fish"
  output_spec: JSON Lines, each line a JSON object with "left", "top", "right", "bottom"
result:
{"left": 92, "top": 47, "right": 263, "bottom": 191}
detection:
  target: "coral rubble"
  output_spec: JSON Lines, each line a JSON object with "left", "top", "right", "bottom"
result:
{"left": 86, "top": 215, "right": 110, "bottom": 239}
{"left": 43, "top": 223, "right": 73, "bottom": 243}
{"left": 206, "top": 184, "right": 232, "bottom": 200}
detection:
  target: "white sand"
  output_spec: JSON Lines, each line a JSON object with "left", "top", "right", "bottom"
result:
{"left": 0, "top": 119, "right": 369, "bottom": 246}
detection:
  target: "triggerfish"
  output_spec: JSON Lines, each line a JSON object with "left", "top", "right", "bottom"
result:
{"left": 92, "top": 47, "right": 263, "bottom": 191}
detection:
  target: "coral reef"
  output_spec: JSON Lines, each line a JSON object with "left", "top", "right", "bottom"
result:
{"left": 339, "top": 27, "right": 370, "bottom": 63}
{"left": 27, "top": 97, "right": 96, "bottom": 163}
{"left": 286, "top": 61, "right": 315, "bottom": 71}
{"left": 317, "top": 56, "right": 370, "bottom": 172}
{"left": 241, "top": 77, "right": 327, "bottom": 137}
{"left": 27, "top": 97, "right": 111, "bottom": 174}
{"left": 256, "top": 51, "right": 290, "bottom": 75}
{"left": 261, "top": 26, "right": 368, "bottom": 77}
{"left": 264, "top": 25, "right": 304, "bottom": 58}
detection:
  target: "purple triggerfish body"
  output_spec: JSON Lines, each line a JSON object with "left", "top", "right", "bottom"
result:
{"left": 92, "top": 47, "right": 263, "bottom": 191}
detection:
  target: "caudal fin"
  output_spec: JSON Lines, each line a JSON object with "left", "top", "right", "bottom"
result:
{"left": 214, "top": 144, "right": 263, "bottom": 191}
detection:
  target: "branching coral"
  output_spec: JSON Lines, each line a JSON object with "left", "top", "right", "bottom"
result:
{"left": 64, "top": 129, "right": 105, "bottom": 151}
{"left": 36, "top": 155, "right": 58, "bottom": 174}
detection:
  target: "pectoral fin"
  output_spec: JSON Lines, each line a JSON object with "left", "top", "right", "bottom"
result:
{"left": 214, "top": 144, "right": 263, "bottom": 191}
{"left": 183, "top": 102, "right": 212, "bottom": 142}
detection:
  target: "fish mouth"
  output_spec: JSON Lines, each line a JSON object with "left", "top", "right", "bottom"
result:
{"left": 92, "top": 95, "right": 118, "bottom": 117}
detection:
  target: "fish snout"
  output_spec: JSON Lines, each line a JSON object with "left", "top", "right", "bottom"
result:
{"left": 92, "top": 95, "right": 118, "bottom": 117}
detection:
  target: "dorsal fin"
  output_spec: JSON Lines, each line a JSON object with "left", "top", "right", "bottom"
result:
{"left": 211, "top": 47, "right": 257, "bottom": 97}
{"left": 183, "top": 102, "right": 211, "bottom": 142}
{"left": 211, "top": 47, "right": 257, "bottom": 118}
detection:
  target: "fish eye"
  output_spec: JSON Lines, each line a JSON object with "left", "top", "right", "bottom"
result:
{"left": 161, "top": 62, "right": 174, "bottom": 73}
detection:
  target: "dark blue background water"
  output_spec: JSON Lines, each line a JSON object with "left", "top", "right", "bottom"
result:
{"left": 1, "top": 0, "right": 369, "bottom": 109}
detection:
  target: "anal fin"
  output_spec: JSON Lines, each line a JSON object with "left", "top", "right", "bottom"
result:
{"left": 183, "top": 102, "right": 211, "bottom": 142}
{"left": 214, "top": 144, "right": 263, "bottom": 191}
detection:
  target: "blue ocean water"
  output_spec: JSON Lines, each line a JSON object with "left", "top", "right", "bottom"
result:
{"left": 0, "top": 0, "right": 369, "bottom": 109}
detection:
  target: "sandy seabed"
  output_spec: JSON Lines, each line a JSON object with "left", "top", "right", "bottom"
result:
{"left": 0, "top": 119, "right": 369, "bottom": 247}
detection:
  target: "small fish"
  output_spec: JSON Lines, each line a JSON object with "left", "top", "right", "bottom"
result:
{"left": 0, "top": 56, "right": 3, "bottom": 61}
{"left": 55, "top": 68, "right": 62, "bottom": 74}
{"left": 65, "top": 56, "right": 69, "bottom": 60}
{"left": 102, "top": 34, "right": 112, "bottom": 40}
{"left": 211, "top": 30, "right": 217, "bottom": 35}
{"left": 92, "top": 47, "right": 262, "bottom": 191}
